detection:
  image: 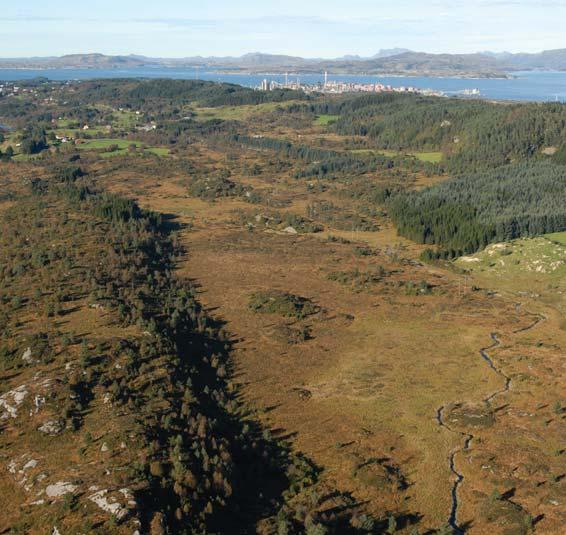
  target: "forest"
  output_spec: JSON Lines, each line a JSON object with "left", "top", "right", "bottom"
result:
{"left": 389, "top": 162, "right": 566, "bottom": 257}
{"left": 64, "top": 79, "right": 308, "bottom": 111}
{"left": 305, "top": 93, "right": 566, "bottom": 173}
{"left": 227, "top": 134, "right": 424, "bottom": 179}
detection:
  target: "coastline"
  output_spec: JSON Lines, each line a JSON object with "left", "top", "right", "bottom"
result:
{"left": 1, "top": 69, "right": 566, "bottom": 102}
{"left": 0, "top": 65, "right": 513, "bottom": 80}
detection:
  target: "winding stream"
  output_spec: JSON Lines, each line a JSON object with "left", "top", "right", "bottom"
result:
{"left": 436, "top": 311, "right": 545, "bottom": 533}
{"left": 435, "top": 406, "right": 473, "bottom": 534}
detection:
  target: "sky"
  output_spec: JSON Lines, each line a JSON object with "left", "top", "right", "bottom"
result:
{"left": 1, "top": 0, "right": 566, "bottom": 58}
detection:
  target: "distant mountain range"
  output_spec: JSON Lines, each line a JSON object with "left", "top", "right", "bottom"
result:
{"left": 2, "top": 49, "right": 566, "bottom": 77}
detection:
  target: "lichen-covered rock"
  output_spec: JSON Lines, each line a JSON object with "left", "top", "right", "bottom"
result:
{"left": 22, "top": 459, "right": 38, "bottom": 471}
{"left": 0, "top": 385, "right": 28, "bottom": 419}
{"left": 38, "top": 419, "right": 64, "bottom": 436}
{"left": 22, "top": 347, "right": 34, "bottom": 364}
{"left": 45, "top": 481, "right": 78, "bottom": 498}
{"left": 88, "top": 488, "right": 133, "bottom": 521}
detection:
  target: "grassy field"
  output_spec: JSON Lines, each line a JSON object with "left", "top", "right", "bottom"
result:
{"left": 457, "top": 237, "right": 566, "bottom": 280}
{"left": 456, "top": 236, "right": 566, "bottom": 322}
{"left": 54, "top": 127, "right": 107, "bottom": 137}
{"left": 314, "top": 114, "right": 340, "bottom": 126}
{"left": 350, "top": 148, "right": 399, "bottom": 156}
{"left": 194, "top": 101, "right": 299, "bottom": 122}
{"left": 145, "top": 147, "right": 170, "bottom": 156}
{"left": 77, "top": 138, "right": 134, "bottom": 150}
{"left": 545, "top": 230, "right": 566, "bottom": 245}
{"left": 413, "top": 151, "right": 443, "bottom": 163}
{"left": 350, "top": 148, "right": 443, "bottom": 162}
{"left": 76, "top": 138, "right": 170, "bottom": 157}
{"left": 12, "top": 153, "right": 41, "bottom": 162}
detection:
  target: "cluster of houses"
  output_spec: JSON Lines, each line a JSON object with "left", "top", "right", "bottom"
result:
{"left": 0, "top": 83, "right": 36, "bottom": 97}
{"left": 50, "top": 112, "right": 157, "bottom": 145}
{"left": 0, "top": 83, "right": 58, "bottom": 107}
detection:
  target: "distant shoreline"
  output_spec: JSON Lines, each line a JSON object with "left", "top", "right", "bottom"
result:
{"left": 2, "top": 68, "right": 566, "bottom": 103}
{"left": 0, "top": 65, "right": 513, "bottom": 80}
{"left": 212, "top": 70, "right": 513, "bottom": 80}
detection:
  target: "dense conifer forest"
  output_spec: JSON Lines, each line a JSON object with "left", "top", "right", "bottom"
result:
{"left": 389, "top": 162, "right": 566, "bottom": 256}
{"left": 65, "top": 79, "right": 308, "bottom": 110}
{"left": 320, "top": 94, "right": 566, "bottom": 173}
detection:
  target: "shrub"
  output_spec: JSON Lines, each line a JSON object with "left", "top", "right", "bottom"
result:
{"left": 248, "top": 290, "right": 319, "bottom": 319}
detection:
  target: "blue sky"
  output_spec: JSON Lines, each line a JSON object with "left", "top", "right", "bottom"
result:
{"left": 1, "top": 1, "right": 566, "bottom": 57}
